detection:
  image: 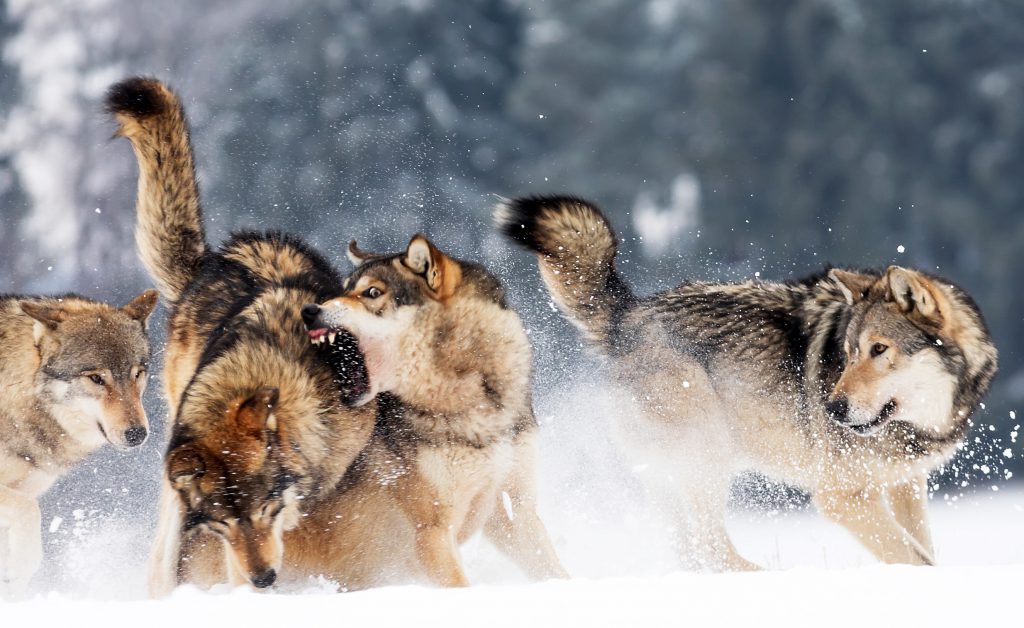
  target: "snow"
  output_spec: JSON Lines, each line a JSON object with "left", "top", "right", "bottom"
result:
{"left": 5, "top": 478, "right": 1021, "bottom": 625}
{"left": 4, "top": 501, "right": 1021, "bottom": 627}
{"left": 1, "top": 563, "right": 1017, "bottom": 627}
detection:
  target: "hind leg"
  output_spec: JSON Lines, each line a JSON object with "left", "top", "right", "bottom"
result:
{"left": 643, "top": 460, "right": 758, "bottom": 572}
{"left": 888, "top": 476, "right": 934, "bottom": 559}
{"left": 482, "top": 433, "right": 567, "bottom": 580}
{"left": 815, "top": 487, "right": 934, "bottom": 565}
{"left": 0, "top": 486, "right": 41, "bottom": 598}
{"left": 676, "top": 472, "right": 760, "bottom": 572}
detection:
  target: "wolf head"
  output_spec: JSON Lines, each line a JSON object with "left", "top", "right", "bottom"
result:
{"left": 166, "top": 387, "right": 299, "bottom": 589}
{"left": 301, "top": 234, "right": 503, "bottom": 405}
{"left": 825, "top": 266, "right": 996, "bottom": 437}
{"left": 22, "top": 290, "right": 158, "bottom": 450}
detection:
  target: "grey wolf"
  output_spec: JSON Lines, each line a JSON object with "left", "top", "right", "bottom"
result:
{"left": 496, "top": 195, "right": 997, "bottom": 569}
{"left": 298, "top": 236, "right": 567, "bottom": 587}
{"left": 0, "top": 290, "right": 157, "bottom": 595}
{"left": 106, "top": 77, "right": 376, "bottom": 595}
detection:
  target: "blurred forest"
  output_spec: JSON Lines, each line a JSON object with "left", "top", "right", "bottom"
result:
{"left": 0, "top": 0, "right": 1020, "bottom": 497}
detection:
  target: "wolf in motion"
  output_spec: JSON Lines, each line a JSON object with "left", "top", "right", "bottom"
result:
{"left": 106, "top": 77, "right": 376, "bottom": 595}
{"left": 0, "top": 290, "right": 157, "bottom": 595}
{"left": 298, "top": 236, "right": 566, "bottom": 587}
{"left": 497, "top": 195, "right": 997, "bottom": 570}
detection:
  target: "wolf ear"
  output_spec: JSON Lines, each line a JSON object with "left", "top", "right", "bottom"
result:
{"left": 21, "top": 301, "right": 67, "bottom": 343}
{"left": 885, "top": 266, "right": 943, "bottom": 324}
{"left": 403, "top": 234, "right": 461, "bottom": 297}
{"left": 122, "top": 289, "right": 159, "bottom": 325}
{"left": 235, "top": 387, "right": 281, "bottom": 434}
{"left": 829, "top": 269, "right": 875, "bottom": 305}
{"left": 347, "top": 240, "right": 382, "bottom": 266}
{"left": 167, "top": 444, "right": 206, "bottom": 488}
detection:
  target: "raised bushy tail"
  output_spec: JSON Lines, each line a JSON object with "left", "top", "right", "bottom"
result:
{"left": 495, "top": 195, "right": 636, "bottom": 347}
{"left": 106, "top": 77, "right": 207, "bottom": 303}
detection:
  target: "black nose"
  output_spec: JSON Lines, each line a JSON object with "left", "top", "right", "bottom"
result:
{"left": 301, "top": 304, "right": 320, "bottom": 328}
{"left": 826, "top": 396, "right": 849, "bottom": 422}
{"left": 251, "top": 568, "right": 277, "bottom": 589}
{"left": 124, "top": 425, "right": 148, "bottom": 447}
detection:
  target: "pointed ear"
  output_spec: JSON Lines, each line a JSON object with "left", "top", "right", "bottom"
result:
{"left": 21, "top": 301, "right": 66, "bottom": 343}
{"left": 885, "top": 266, "right": 942, "bottom": 323}
{"left": 21, "top": 301, "right": 66, "bottom": 329}
{"left": 347, "top": 240, "right": 381, "bottom": 266}
{"left": 167, "top": 443, "right": 206, "bottom": 488}
{"left": 403, "top": 234, "right": 461, "bottom": 296}
{"left": 829, "top": 269, "right": 875, "bottom": 305}
{"left": 123, "top": 289, "right": 159, "bottom": 325}
{"left": 235, "top": 387, "right": 281, "bottom": 434}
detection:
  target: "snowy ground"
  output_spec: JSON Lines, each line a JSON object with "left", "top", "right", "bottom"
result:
{"left": 6, "top": 383, "right": 1022, "bottom": 625}
{"left": 6, "top": 490, "right": 1022, "bottom": 626}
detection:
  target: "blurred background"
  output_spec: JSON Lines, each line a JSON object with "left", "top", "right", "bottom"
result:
{"left": 0, "top": 0, "right": 1021, "bottom": 591}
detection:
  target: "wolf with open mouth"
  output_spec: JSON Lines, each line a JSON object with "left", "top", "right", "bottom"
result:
{"left": 297, "top": 236, "right": 567, "bottom": 588}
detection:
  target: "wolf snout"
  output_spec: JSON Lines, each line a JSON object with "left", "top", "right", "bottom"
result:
{"left": 825, "top": 396, "right": 849, "bottom": 422}
{"left": 301, "top": 303, "right": 321, "bottom": 328}
{"left": 124, "top": 425, "right": 148, "bottom": 447}
{"left": 251, "top": 568, "right": 277, "bottom": 589}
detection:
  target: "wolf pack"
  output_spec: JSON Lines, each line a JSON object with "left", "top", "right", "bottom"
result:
{"left": 0, "top": 77, "right": 998, "bottom": 597}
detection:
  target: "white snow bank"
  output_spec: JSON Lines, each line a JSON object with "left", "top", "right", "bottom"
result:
{"left": 6, "top": 488, "right": 1021, "bottom": 627}
{"left": 4, "top": 564, "right": 1018, "bottom": 628}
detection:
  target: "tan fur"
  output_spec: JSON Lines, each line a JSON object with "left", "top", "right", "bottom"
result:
{"left": 497, "top": 195, "right": 998, "bottom": 571}
{"left": 0, "top": 292, "right": 156, "bottom": 595}
{"left": 297, "top": 236, "right": 566, "bottom": 587}
{"left": 107, "top": 77, "right": 376, "bottom": 595}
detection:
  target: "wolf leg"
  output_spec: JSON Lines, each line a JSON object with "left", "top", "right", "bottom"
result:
{"left": 414, "top": 525, "right": 469, "bottom": 587}
{"left": 676, "top": 474, "right": 761, "bottom": 572}
{"left": 888, "top": 476, "right": 934, "bottom": 559}
{"left": 483, "top": 435, "right": 568, "bottom": 579}
{"left": 815, "top": 487, "right": 934, "bottom": 565}
{"left": 0, "top": 486, "right": 42, "bottom": 595}
{"left": 394, "top": 472, "right": 469, "bottom": 587}
{"left": 147, "top": 480, "right": 184, "bottom": 597}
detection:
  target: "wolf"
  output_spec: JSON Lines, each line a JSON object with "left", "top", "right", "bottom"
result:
{"left": 105, "top": 77, "right": 376, "bottom": 595}
{"left": 0, "top": 290, "right": 157, "bottom": 595}
{"left": 496, "top": 195, "right": 997, "bottom": 570}
{"left": 297, "top": 236, "right": 567, "bottom": 587}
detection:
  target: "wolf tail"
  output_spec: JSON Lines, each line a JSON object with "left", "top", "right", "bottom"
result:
{"left": 495, "top": 195, "right": 636, "bottom": 347}
{"left": 106, "top": 77, "right": 207, "bottom": 303}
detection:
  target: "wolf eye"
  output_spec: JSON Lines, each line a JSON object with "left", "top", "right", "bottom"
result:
{"left": 870, "top": 343, "right": 889, "bottom": 358}
{"left": 205, "top": 519, "right": 232, "bottom": 535}
{"left": 136, "top": 369, "right": 146, "bottom": 379}
{"left": 89, "top": 374, "right": 105, "bottom": 386}
{"left": 362, "top": 287, "right": 382, "bottom": 299}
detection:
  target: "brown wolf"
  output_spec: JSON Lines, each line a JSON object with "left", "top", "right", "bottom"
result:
{"left": 0, "top": 290, "right": 157, "bottom": 596}
{"left": 106, "top": 77, "right": 376, "bottom": 595}
{"left": 297, "top": 236, "right": 567, "bottom": 587}
{"left": 497, "top": 195, "right": 997, "bottom": 570}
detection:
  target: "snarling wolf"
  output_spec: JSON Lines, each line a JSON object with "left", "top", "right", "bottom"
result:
{"left": 106, "top": 77, "right": 376, "bottom": 595}
{"left": 496, "top": 195, "right": 997, "bottom": 570}
{"left": 0, "top": 290, "right": 157, "bottom": 595}
{"left": 297, "top": 236, "right": 567, "bottom": 587}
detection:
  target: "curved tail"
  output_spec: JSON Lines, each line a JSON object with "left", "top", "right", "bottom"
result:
{"left": 495, "top": 195, "right": 636, "bottom": 347}
{"left": 106, "top": 77, "right": 207, "bottom": 303}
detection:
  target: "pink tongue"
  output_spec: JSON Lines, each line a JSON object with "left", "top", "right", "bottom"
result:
{"left": 308, "top": 328, "right": 327, "bottom": 339}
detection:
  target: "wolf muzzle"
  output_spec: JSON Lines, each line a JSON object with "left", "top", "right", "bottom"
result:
{"left": 825, "top": 396, "right": 849, "bottom": 422}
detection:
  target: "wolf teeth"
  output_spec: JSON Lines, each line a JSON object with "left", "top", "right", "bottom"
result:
{"left": 328, "top": 332, "right": 337, "bottom": 345}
